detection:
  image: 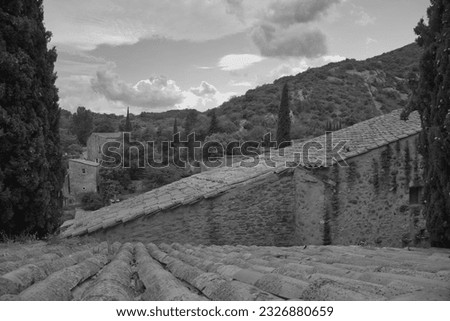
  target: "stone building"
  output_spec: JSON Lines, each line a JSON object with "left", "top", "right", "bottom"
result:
{"left": 61, "top": 110, "right": 425, "bottom": 248}
{"left": 63, "top": 159, "right": 100, "bottom": 203}
{"left": 86, "top": 132, "right": 122, "bottom": 163}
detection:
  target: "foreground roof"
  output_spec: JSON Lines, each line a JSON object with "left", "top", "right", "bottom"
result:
{"left": 1, "top": 241, "right": 448, "bottom": 301}
{"left": 61, "top": 109, "right": 421, "bottom": 238}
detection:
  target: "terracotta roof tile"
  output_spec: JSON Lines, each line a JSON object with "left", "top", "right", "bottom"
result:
{"left": 1, "top": 241, "right": 448, "bottom": 301}
{"left": 61, "top": 110, "right": 421, "bottom": 237}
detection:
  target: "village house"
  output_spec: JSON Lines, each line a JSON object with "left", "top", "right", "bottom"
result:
{"left": 61, "top": 110, "right": 425, "bottom": 248}
{"left": 63, "top": 158, "right": 100, "bottom": 204}
{"left": 86, "top": 132, "right": 122, "bottom": 163}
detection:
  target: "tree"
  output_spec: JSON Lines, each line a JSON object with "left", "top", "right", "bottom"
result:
{"left": 184, "top": 110, "right": 198, "bottom": 161}
{"left": 94, "top": 118, "right": 115, "bottom": 133}
{"left": 276, "top": 83, "right": 291, "bottom": 148}
{"left": 207, "top": 109, "right": 219, "bottom": 136}
{"left": 402, "top": 0, "right": 450, "bottom": 247}
{"left": 71, "top": 106, "right": 93, "bottom": 145}
{"left": 0, "top": 0, "right": 65, "bottom": 237}
{"left": 125, "top": 106, "right": 132, "bottom": 132}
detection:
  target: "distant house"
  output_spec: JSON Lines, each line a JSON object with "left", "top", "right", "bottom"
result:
{"left": 63, "top": 159, "right": 100, "bottom": 204}
{"left": 62, "top": 110, "right": 427, "bottom": 248}
{"left": 86, "top": 132, "right": 122, "bottom": 163}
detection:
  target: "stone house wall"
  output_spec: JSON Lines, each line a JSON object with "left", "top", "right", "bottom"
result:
{"left": 89, "top": 171, "right": 297, "bottom": 246}
{"left": 67, "top": 160, "right": 99, "bottom": 199}
{"left": 294, "top": 134, "right": 426, "bottom": 247}
{"left": 87, "top": 133, "right": 121, "bottom": 163}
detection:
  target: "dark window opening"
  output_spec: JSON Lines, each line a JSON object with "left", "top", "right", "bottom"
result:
{"left": 409, "top": 186, "right": 423, "bottom": 205}
{"left": 82, "top": 168, "right": 86, "bottom": 174}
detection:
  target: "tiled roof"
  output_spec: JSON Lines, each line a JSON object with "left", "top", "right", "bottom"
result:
{"left": 1, "top": 241, "right": 449, "bottom": 301}
{"left": 69, "top": 159, "right": 99, "bottom": 167}
{"left": 90, "top": 132, "right": 122, "bottom": 139}
{"left": 61, "top": 109, "right": 421, "bottom": 238}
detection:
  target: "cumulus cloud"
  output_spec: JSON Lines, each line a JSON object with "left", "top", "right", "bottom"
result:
{"left": 91, "top": 65, "right": 183, "bottom": 109}
{"left": 249, "top": 0, "right": 342, "bottom": 58}
{"left": 179, "top": 81, "right": 236, "bottom": 111}
{"left": 190, "top": 81, "right": 218, "bottom": 97}
{"left": 218, "top": 54, "right": 265, "bottom": 71}
{"left": 264, "top": 0, "right": 341, "bottom": 27}
{"left": 256, "top": 54, "right": 346, "bottom": 85}
{"left": 251, "top": 24, "right": 328, "bottom": 58}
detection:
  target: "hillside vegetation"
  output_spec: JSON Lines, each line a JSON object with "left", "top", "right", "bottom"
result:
{"left": 60, "top": 43, "right": 422, "bottom": 151}
{"left": 216, "top": 43, "right": 422, "bottom": 139}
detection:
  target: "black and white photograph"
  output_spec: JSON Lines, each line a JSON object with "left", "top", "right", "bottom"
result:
{"left": 0, "top": 0, "right": 449, "bottom": 318}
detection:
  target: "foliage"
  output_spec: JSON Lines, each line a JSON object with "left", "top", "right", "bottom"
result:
{"left": 80, "top": 192, "right": 103, "bottom": 211}
{"left": 402, "top": 0, "right": 450, "bottom": 247}
{"left": 71, "top": 106, "right": 93, "bottom": 145}
{"left": 0, "top": 0, "right": 65, "bottom": 237}
{"left": 276, "top": 83, "right": 291, "bottom": 147}
{"left": 207, "top": 109, "right": 219, "bottom": 136}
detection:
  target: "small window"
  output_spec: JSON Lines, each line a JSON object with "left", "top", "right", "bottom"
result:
{"left": 409, "top": 186, "right": 423, "bottom": 205}
{"left": 82, "top": 168, "right": 86, "bottom": 174}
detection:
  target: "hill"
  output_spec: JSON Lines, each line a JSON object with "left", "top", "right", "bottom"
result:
{"left": 60, "top": 43, "right": 422, "bottom": 148}
{"left": 215, "top": 43, "right": 422, "bottom": 139}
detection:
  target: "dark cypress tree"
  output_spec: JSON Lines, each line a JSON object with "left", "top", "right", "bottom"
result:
{"left": 172, "top": 118, "right": 179, "bottom": 146}
{"left": 207, "top": 109, "right": 219, "bottom": 136}
{"left": 72, "top": 106, "right": 93, "bottom": 145}
{"left": 402, "top": 0, "right": 450, "bottom": 247}
{"left": 125, "top": 106, "right": 132, "bottom": 132}
{"left": 276, "top": 83, "right": 291, "bottom": 148}
{"left": 0, "top": 0, "right": 64, "bottom": 237}
{"left": 184, "top": 110, "right": 198, "bottom": 161}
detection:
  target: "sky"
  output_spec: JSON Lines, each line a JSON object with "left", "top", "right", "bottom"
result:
{"left": 43, "top": 0, "right": 431, "bottom": 115}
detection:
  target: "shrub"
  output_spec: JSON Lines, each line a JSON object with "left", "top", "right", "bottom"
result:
{"left": 80, "top": 192, "right": 103, "bottom": 211}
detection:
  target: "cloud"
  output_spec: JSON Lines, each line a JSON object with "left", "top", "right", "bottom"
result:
{"left": 45, "top": 0, "right": 249, "bottom": 50}
{"left": 264, "top": 0, "right": 341, "bottom": 27}
{"left": 91, "top": 65, "right": 184, "bottom": 109}
{"left": 229, "top": 80, "right": 253, "bottom": 87}
{"left": 251, "top": 23, "right": 328, "bottom": 58}
{"left": 180, "top": 81, "right": 236, "bottom": 111}
{"left": 351, "top": 6, "right": 376, "bottom": 26}
{"left": 225, "top": 0, "right": 245, "bottom": 21}
{"left": 249, "top": 0, "right": 342, "bottom": 58}
{"left": 218, "top": 54, "right": 265, "bottom": 71}
{"left": 190, "top": 81, "right": 218, "bottom": 97}
{"left": 256, "top": 54, "right": 346, "bottom": 84}
{"left": 366, "top": 37, "right": 378, "bottom": 45}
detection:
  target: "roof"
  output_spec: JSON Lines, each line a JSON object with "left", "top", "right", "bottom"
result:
{"left": 89, "top": 132, "right": 122, "bottom": 139}
{"left": 1, "top": 241, "right": 448, "bottom": 301}
{"left": 68, "top": 158, "right": 100, "bottom": 167}
{"left": 61, "top": 109, "right": 421, "bottom": 238}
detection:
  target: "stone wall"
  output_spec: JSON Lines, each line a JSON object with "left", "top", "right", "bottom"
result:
{"left": 68, "top": 161, "right": 99, "bottom": 198}
{"left": 293, "top": 170, "right": 326, "bottom": 245}
{"left": 90, "top": 171, "right": 297, "bottom": 246}
{"left": 294, "top": 134, "right": 427, "bottom": 247}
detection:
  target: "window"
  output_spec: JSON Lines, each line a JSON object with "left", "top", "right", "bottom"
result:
{"left": 82, "top": 168, "right": 86, "bottom": 174}
{"left": 409, "top": 186, "right": 423, "bottom": 205}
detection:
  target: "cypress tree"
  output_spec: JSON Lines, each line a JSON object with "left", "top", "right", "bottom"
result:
{"left": 72, "top": 106, "right": 93, "bottom": 145}
{"left": 0, "top": 0, "right": 64, "bottom": 237}
{"left": 276, "top": 83, "right": 291, "bottom": 148}
{"left": 184, "top": 110, "right": 198, "bottom": 160}
{"left": 125, "top": 106, "right": 132, "bottom": 132}
{"left": 402, "top": 0, "right": 450, "bottom": 247}
{"left": 207, "top": 109, "right": 219, "bottom": 136}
